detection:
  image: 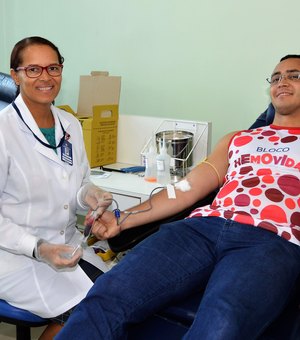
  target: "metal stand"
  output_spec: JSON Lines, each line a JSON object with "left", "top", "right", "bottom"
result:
{"left": 141, "top": 119, "right": 210, "bottom": 181}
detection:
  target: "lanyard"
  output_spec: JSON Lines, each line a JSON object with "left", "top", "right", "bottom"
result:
{"left": 12, "top": 102, "right": 66, "bottom": 149}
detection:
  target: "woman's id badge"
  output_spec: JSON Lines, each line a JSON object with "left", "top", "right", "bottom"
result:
{"left": 61, "top": 140, "right": 73, "bottom": 165}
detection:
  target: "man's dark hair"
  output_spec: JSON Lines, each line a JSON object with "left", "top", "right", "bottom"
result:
{"left": 280, "top": 54, "right": 300, "bottom": 62}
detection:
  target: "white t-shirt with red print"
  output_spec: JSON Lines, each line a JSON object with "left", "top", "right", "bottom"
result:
{"left": 189, "top": 125, "right": 300, "bottom": 246}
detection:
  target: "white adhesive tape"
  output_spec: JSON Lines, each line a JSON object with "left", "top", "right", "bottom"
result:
{"left": 166, "top": 184, "right": 176, "bottom": 199}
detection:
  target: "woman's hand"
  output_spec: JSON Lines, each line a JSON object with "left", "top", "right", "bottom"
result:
{"left": 79, "top": 183, "right": 113, "bottom": 216}
{"left": 36, "top": 240, "right": 83, "bottom": 270}
{"left": 84, "top": 185, "right": 113, "bottom": 215}
{"left": 91, "top": 210, "right": 122, "bottom": 240}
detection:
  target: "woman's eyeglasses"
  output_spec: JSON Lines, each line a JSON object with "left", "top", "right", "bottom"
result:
{"left": 16, "top": 64, "right": 63, "bottom": 78}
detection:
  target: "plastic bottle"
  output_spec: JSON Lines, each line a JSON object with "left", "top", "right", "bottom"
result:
{"left": 156, "top": 135, "right": 171, "bottom": 185}
{"left": 144, "top": 141, "right": 157, "bottom": 182}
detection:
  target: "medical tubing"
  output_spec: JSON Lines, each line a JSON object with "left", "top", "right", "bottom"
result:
{"left": 117, "top": 186, "right": 165, "bottom": 226}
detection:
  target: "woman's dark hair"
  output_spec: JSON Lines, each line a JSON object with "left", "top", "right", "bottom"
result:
{"left": 10, "top": 36, "right": 64, "bottom": 70}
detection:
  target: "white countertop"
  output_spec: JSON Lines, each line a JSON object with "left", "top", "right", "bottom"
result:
{"left": 90, "top": 171, "right": 161, "bottom": 197}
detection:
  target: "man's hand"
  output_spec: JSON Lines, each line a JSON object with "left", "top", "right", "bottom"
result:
{"left": 91, "top": 210, "right": 122, "bottom": 240}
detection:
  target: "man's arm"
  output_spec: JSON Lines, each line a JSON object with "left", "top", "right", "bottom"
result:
{"left": 92, "top": 131, "right": 237, "bottom": 240}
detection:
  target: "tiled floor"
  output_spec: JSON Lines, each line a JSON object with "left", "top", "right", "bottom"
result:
{"left": 0, "top": 322, "right": 46, "bottom": 339}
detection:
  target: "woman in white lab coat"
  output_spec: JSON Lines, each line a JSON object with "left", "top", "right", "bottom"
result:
{"left": 0, "top": 36, "right": 112, "bottom": 339}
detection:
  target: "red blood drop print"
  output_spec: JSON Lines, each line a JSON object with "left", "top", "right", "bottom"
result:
{"left": 218, "top": 180, "right": 239, "bottom": 198}
{"left": 265, "top": 188, "right": 284, "bottom": 203}
{"left": 241, "top": 177, "right": 260, "bottom": 188}
{"left": 261, "top": 130, "right": 276, "bottom": 136}
{"left": 292, "top": 227, "right": 300, "bottom": 241}
{"left": 278, "top": 175, "right": 300, "bottom": 196}
{"left": 281, "top": 136, "right": 298, "bottom": 143}
{"left": 258, "top": 221, "right": 278, "bottom": 233}
{"left": 234, "top": 194, "right": 250, "bottom": 207}
{"left": 233, "top": 135, "right": 253, "bottom": 147}
{"left": 291, "top": 212, "right": 300, "bottom": 226}
{"left": 239, "top": 166, "right": 253, "bottom": 175}
{"left": 260, "top": 205, "right": 287, "bottom": 223}
{"left": 233, "top": 212, "right": 254, "bottom": 225}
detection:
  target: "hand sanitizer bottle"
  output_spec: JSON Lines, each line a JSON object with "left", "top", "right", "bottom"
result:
{"left": 156, "top": 135, "right": 171, "bottom": 185}
{"left": 144, "top": 140, "right": 157, "bottom": 182}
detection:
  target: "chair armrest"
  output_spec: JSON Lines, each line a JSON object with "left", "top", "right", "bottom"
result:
{"left": 108, "top": 190, "right": 217, "bottom": 253}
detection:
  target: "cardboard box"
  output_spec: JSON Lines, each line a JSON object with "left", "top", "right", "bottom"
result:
{"left": 59, "top": 71, "right": 121, "bottom": 167}
{"left": 59, "top": 104, "right": 119, "bottom": 167}
{"left": 77, "top": 71, "right": 121, "bottom": 117}
{"left": 79, "top": 105, "right": 119, "bottom": 167}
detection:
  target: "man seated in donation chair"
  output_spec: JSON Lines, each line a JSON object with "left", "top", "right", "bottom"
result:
{"left": 106, "top": 102, "right": 300, "bottom": 340}
{"left": 56, "top": 55, "right": 300, "bottom": 340}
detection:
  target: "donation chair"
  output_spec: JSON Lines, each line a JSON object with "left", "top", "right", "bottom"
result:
{"left": 0, "top": 71, "right": 17, "bottom": 110}
{"left": 108, "top": 103, "right": 300, "bottom": 340}
{"left": 0, "top": 73, "right": 49, "bottom": 339}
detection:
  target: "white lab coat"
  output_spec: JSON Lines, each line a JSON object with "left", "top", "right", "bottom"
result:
{"left": 0, "top": 95, "right": 109, "bottom": 318}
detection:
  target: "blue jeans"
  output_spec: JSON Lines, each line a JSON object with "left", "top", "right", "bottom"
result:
{"left": 56, "top": 217, "right": 300, "bottom": 340}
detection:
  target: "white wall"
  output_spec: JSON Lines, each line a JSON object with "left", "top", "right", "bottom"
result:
{"left": 1, "top": 0, "right": 300, "bottom": 147}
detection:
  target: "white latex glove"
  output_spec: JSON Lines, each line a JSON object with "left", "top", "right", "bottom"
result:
{"left": 78, "top": 183, "right": 113, "bottom": 216}
{"left": 35, "top": 239, "right": 83, "bottom": 270}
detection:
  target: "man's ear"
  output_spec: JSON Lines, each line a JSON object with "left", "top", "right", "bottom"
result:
{"left": 10, "top": 69, "right": 20, "bottom": 86}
